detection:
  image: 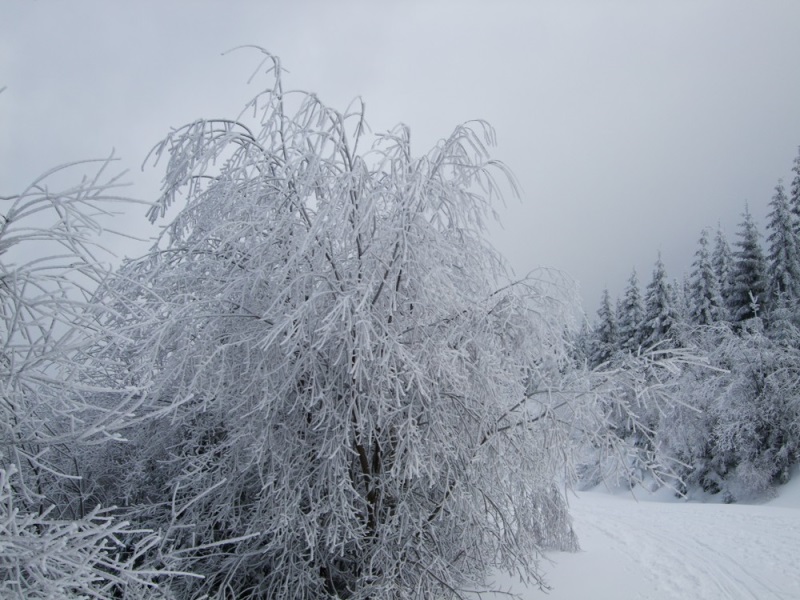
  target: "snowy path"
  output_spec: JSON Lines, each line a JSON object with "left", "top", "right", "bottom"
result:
{"left": 485, "top": 486, "right": 800, "bottom": 600}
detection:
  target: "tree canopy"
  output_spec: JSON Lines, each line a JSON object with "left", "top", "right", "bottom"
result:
{"left": 87, "top": 53, "right": 579, "bottom": 599}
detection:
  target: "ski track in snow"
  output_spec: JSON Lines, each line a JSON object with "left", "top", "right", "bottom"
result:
{"left": 571, "top": 496, "right": 799, "bottom": 599}
{"left": 483, "top": 485, "right": 800, "bottom": 600}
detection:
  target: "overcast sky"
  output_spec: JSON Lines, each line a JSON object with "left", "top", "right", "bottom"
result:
{"left": 3, "top": 1, "right": 800, "bottom": 313}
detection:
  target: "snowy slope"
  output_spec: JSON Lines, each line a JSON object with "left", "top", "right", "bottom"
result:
{"left": 485, "top": 478, "right": 800, "bottom": 600}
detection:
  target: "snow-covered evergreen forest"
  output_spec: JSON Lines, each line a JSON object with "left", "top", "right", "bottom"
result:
{"left": 582, "top": 150, "right": 800, "bottom": 503}
{"left": 1, "top": 51, "right": 798, "bottom": 598}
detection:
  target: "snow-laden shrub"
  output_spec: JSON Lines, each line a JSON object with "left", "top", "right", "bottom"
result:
{"left": 87, "top": 51, "right": 580, "bottom": 599}
{"left": 574, "top": 345, "right": 705, "bottom": 491}
{"left": 0, "top": 161, "right": 173, "bottom": 596}
{"left": 658, "top": 322, "right": 800, "bottom": 500}
{"left": 0, "top": 465, "right": 174, "bottom": 599}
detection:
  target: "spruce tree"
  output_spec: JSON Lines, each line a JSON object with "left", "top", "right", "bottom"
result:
{"left": 789, "top": 146, "right": 800, "bottom": 234}
{"left": 617, "top": 269, "right": 645, "bottom": 353}
{"left": 591, "top": 288, "right": 619, "bottom": 366}
{"left": 765, "top": 180, "right": 800, "bottom": 309}
{"left": 689, "top": 228, "right": 725, "bottom": 325}
{"left": 673, "top": 274, "right": 693, "bottom": 322}
{"left": 712, "top": 225, "right": 734, "bottom": 318}
{"left": 730, "top": 205, "right": 768, "bottom": 323}
{"left": 642, "top": 254, "right": 680, "bottom": 346}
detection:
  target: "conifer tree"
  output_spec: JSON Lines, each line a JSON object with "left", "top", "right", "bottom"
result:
{"left": 572, "top": 319, "right": 594, "bottom": 366}
{"left": 712, "top": 225, "right": 734, "bottom": 318}
{"left": 765, "top": 180, "right": 800, "bottom": 309}
{"left": 730, "top": 205, "right": 768, "bottom": 322}
{"left": 591, "top": 288, "right": 619, "bottom": 366}
{"left": 689, "top": 228, "right": 725, "bottom": 325}
{"left": 642, "top": 254, "right": 680, "bottom": 346}
{"left": 789, "top": 146, "right": 800, "bottom": 234}
{"left": 674, "top": 275, "right": 693, "bottom": 322}
{"left": 617, "top": 269, "right": 645, "bottom": 353}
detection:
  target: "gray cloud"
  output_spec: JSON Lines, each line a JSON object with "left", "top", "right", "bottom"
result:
{"left": 2, "top": 1, "right": 799, "bottom": 310}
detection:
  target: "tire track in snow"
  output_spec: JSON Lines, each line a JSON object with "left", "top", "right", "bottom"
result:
{"left": 569, "top": 493, "right": 800, "bottom": 600}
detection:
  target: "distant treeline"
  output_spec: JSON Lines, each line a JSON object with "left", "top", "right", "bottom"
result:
{"left": 579, "top": 146, "right": 800, "bottom": 501}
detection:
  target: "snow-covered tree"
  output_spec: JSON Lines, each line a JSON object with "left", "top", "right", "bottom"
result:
{"left": 590, "top": 288, "right": 619, "bottom": 366}
{"left": 730, "top": 205, "right": 768, "bottom": 323}
{"left": 689, "top": 228, "right": 725, "bottom": 325}
{"left": 89, "top": 53, "right": 580, "bottom": 599}
{"left": 702, "top": 326, "right": 800, "bottom": 499}
{"left": 789, "top": 146, "right": 800, "bottom": 234}
{"left": 0, "top": 161, "right": 166, "bottom": 598}
{"left": 766, "top": 181, "right": 800, "bottom": 311}
{"left": 617, "top": 269, "right": 645, "bottom": 353}
{"left": 570, "top": 318, "right": 594, "bottom": 368}
{"left": 712, "top": 225, "right": 734, "bottom": 318}
{"left": 642, "top": 254, "right": 680, "bottom": 346}
{"left": 672, "top": 275, "right": 692, "bottom": 323}
{"left": 576, "top": 343, "right": 704, "bottom": 492}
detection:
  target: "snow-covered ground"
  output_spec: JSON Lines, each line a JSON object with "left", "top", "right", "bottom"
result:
{"left": 486, "top": 475, "right": 800, "bottom": 599}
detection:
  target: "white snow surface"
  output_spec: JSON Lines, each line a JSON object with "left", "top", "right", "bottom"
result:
{"left": 484, "top": 476, "right": 800, "bottom": 600}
